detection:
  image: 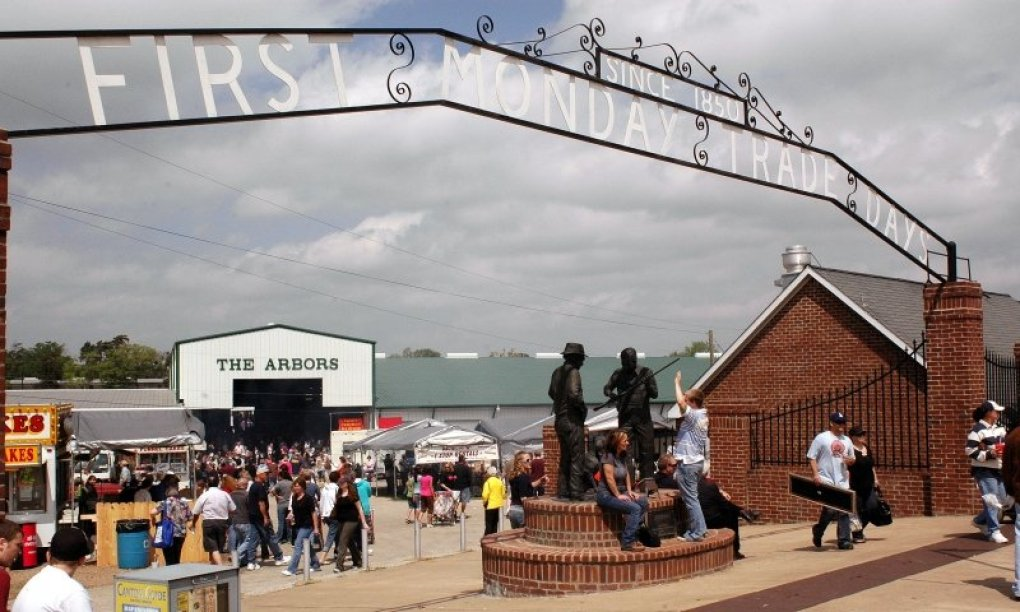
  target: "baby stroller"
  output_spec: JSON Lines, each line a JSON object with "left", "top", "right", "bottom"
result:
{"left": 432, "top": 490, "right": 459, "bottom": 525}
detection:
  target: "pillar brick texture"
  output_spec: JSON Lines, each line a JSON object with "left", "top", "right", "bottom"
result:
{"left": 923, "top": 281, "right": 986, "bottom": 515}
{"left": 0, "top": 127, "right": 11, "bottom": 517}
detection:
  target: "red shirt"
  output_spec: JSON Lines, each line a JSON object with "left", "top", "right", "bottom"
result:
{"left": 1, "top": 567, "right": 11, "bottom": 612}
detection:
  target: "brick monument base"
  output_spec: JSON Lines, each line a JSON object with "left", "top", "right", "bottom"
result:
{"left": 481, "top": 495, "right": 733, "bottom": 597}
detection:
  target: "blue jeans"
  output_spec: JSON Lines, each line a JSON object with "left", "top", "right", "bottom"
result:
{"left": 974, "top": 469, "right": 1006, "bottom": 536}
{"left": 677, "top": 462, "right": 707, "bottom": 539}
{"left": 287, "top": 526, "right": 321, "bottom": 573}
{"left": 816, "top": 506, "right": 851, "bottom": 543}
{"left": 274, "top": 505, "right": 290, "bottom": 545}
{"left": 507, "top": 504, "right": 525, "bottom": 529}
{"left": 230, "top": 523, "right": 253, "bottom": 565}
{"left": 245, "top": 520, "right": 284, "bottom": 562}
{"left": 322, "top": 518, "right": 340, "bottom": 556}
{"left": 595, "top": 490, "right": 648, "bottom": 546}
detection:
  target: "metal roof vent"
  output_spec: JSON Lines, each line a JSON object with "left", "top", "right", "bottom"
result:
{"left": 782, "top": 245, "right": 812, "bottom": 274}
{"left": 775, "top": 245, "right": 813, "bottom": 288}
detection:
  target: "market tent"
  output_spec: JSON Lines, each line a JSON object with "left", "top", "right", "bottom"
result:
{"left": 475, "top": 414, "right": 552, "bottom": 460}
{"left": 348, "top": 419, "right": 498, "bottom": 464}
{"left": 69, "top": 408, "right": 206, "bottom": 451}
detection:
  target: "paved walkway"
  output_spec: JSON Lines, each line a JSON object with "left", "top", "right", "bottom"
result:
{"left": 89, "top": 497, "right": 1020, "bottom": 610}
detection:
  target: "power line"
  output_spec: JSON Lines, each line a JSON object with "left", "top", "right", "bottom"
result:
{"left": 13, "top": 195, "right": 559, "bottom": 350}
{"left": 12, "top": 192, "right": 708, "bottom": 334}
{"left": 0, "top": 87, "right": 702, "bottom": 328}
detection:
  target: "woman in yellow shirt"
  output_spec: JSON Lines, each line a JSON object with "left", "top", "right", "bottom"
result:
{"left": 481, "top": 466, "right": 506, "bottom": 535}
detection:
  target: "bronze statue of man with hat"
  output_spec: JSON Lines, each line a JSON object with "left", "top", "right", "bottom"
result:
{"left": 549, "top": 342, "right": 589, "bottom": 501}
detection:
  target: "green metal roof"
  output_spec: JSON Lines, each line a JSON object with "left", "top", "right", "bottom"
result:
{"left": 374, "top": 356, "right": 711, "bottom": 409}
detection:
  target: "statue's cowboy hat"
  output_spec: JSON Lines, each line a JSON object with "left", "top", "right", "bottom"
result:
{"left": 561, "top": 342, "right": 586, "bottom": 356}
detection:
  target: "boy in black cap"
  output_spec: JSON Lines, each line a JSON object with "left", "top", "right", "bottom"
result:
{"left": 806, "top": 412, "right": 856, "bottom": 550}
{"left": 12, "top": 527, "right": 93, "bottom": 611}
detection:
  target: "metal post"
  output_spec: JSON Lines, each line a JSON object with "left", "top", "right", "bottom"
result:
{"left": 412, "top": 515, "right": 421, "bottom": 559}
{"left": 947, "top": 241, "right": 958, "bottom": 282}
{"left": 459, "top": 511, "right": 467, "bottom": 551}
{"left": 302, "top": 537, "right": 311, "bottom": 581}
{"left": 361, "top": 526, "right": 370, "bottom": 570}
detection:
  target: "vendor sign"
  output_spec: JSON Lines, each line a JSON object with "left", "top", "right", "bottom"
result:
{"left": 3, "top": 405, "right": 60, "bottom": 445}
{"left": 3, "top": 445, "right": 42, "bottom": 469}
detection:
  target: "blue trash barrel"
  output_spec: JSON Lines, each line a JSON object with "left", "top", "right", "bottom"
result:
{"left": 116, "top": 519, "right": 152, "bottom": 569}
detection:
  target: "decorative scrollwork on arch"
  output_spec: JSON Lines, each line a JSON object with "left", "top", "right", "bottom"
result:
{"left": 846, "top": 172, "right": 859, "bottom": 213}
{"left": 387, "top": 33, "right": 414, "bottom": 104}
{"left": 524, "top": 27, "right": 547, "bottom": 58}
{"left": 476, "top": 15, "right": 495, "bottom": 44}
{"left": 693, "top": 114, "right": 710, "bottom": 167}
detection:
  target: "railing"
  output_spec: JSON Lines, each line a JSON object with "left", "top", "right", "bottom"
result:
{"left": 987, "top": 350, "right": 1019, "bottom": 431}
{"left": 751, "top": 340, "right": 928, "bottom": 469}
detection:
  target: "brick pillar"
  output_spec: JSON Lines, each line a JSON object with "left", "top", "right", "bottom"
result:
{"left": 542, "top": 425, "right": 559, "bottom": 496}
{"left": 0, "top": 128, "right": 10, "bottom": 517}
{"left": 923, "top": 281, "right": 985, "bottom": 515}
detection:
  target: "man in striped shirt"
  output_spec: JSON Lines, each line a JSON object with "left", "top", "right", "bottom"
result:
{"left": 967, "top": 400, "right": 1009, "bottom": 544}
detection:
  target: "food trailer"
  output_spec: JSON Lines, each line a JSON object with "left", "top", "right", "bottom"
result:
{"left": 3, "top": 403, "right": 73, "bottom": 557}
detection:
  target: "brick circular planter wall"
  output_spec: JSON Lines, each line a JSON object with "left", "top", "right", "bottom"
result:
{"left": 481, "top": 496, "right": 734, "bottom": 597}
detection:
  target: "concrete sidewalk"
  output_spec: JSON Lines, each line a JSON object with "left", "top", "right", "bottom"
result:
{"left": 234, "top": 516, "right": 1017, "bottom": 611}
{"left": 89, "top": 499, "right": 1019, "bottom": 610}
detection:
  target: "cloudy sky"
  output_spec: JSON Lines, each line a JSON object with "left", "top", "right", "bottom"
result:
{"left": 0, "top": 0, "right": 1017, "bottom": 359}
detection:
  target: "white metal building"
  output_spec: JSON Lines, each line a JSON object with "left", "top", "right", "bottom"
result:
{"left": 170, "top": 324, "right": 375, "bottom": 446}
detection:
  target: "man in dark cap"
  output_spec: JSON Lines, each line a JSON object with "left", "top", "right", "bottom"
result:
{"left": 549, "top": 342, "right": 588, "bottom": 501}
{"left": 807, "top": 411, "right": 856, "bottom": 550}
{"left": 604, "top": 347, "right": 658, "bottom": 479}
{"left": 12, "top": 527, "right": 93, "bottom": 611}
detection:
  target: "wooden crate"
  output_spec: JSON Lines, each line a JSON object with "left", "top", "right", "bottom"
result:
{"left": 95, "top": 502, "right": 206, "bottom": 568}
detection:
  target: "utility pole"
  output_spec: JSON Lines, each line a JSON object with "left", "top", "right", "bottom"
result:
{"left": 708, "top": 330, "right": 715, "bottom": 365}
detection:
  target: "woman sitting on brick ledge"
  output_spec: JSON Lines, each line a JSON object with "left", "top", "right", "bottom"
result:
{"left": 595, "top": 429, "right": 649, "bottom": 552}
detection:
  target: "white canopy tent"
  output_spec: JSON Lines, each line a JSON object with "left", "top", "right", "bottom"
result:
{"left": 348, "top": 419, "right": 499, "bottom": 465}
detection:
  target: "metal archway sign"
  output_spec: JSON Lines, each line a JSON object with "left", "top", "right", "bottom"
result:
{"left": 0, "top": 16, "right": 956, "bottom": 280}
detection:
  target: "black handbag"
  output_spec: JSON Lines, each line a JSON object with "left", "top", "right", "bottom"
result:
{"left": 637, "top": 524, "right": 661, "bottom": 548}
{"left": 869, "top": 488, "right": 893, "bottom": 527}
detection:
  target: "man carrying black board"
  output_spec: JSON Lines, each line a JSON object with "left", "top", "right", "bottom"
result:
{"left": 807, "top": 412, "right": 856, "bottom": 550}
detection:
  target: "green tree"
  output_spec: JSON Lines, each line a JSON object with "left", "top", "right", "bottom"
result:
{"left": 393, "top": 347, "right": 442, "bottom": 358}
{"left": 488, "top": 348, "right": 530, "bottom": 358}
{"left": 78, "top": 335, "right": 167, "bottom": 385}
{"left": 669, "top": 340, "right": 712, "bottom": 357}
{"left": 6, "top": 341, "right": 73, "bottom": 385}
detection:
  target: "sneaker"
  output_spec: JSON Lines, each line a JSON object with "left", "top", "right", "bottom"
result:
{"left": 990, "top": 530, "right": 1009, "bottom": 544}
{"left": 684, "top": 532, "right": 705, "bottom": 542}
{"left": 837, "top": 541, "right": 854, "bottom": 550}
{"left": 274, "top": 556, "right": 291, "bottom": 566}
{"left": 311, "top": 566, "right": 322, "bottom": 572}
{"left": 852, "top": 531, "right": 866, "bottom": 544}
{"left": 621, "top": 542, "right": 646, "bottom": 552}
{"left": 332, "top": 566, "right": 342, "bottom": 574}
{"left": 280, "top": 570, "right": 295, "bottom": 576}
{"left": 246, "top": 563, "right": 261, "bottom": 571}
{"left": 811, "top": 525, "right": 823, "bottom": 548}
{"left": 972, "top": 518, "right": 989, "bottom": 536}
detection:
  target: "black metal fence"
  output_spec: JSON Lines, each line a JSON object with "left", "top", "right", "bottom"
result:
{"left": 987, "top": 350, "right": 1019, "bottom": 430}
{"left": 751, "top": 341, "right": 928, "bottom": 470}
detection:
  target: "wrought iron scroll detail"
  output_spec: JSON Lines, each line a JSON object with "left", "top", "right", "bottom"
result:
{"left": 693, "top": 114, "right": 710, "bottom": 167}
{"left": 476, "top": 15, "right": 495, "bottom": 45}
{"left": 387, "top": 33, "right": 415, "bottom": 104}
{"left": 845, "top": 173, "right": 858, "bottom": 213}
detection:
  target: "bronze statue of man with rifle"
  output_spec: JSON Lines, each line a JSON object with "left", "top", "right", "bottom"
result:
{"left": 604, "top": 347, "right": 659, "bottom": 479}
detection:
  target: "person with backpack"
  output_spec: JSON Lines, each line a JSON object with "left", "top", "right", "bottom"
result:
{"left": 150, "top": 485, "right": 193, "bottom": 566}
